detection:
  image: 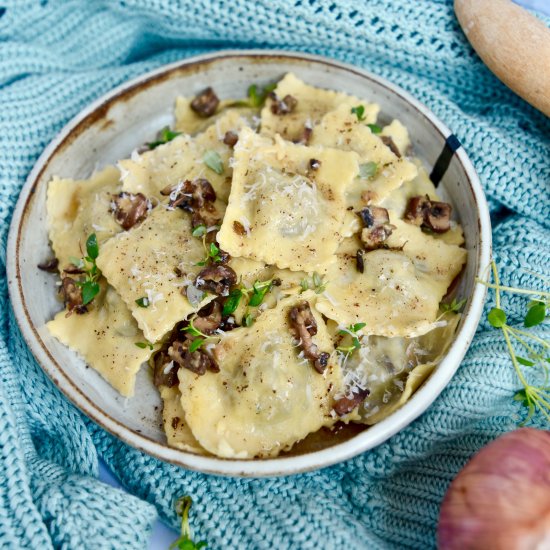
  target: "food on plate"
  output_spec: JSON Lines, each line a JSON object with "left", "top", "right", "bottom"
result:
{"left": 41, "top": 74, "right": 467, "bottom": 458}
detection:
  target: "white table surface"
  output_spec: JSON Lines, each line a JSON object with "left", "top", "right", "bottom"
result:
{"left": 97, "top": 0, "right": 549, "bottom": 547}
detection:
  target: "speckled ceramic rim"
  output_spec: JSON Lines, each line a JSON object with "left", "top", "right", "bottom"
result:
{"left": 7, "top": 50, "right": 492, "bottom": 477}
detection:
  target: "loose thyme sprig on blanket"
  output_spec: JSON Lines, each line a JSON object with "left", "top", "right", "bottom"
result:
{"left": 170, "top": 496, "right": 207, "bottom": 550}
{"left": 477, "top": 260, "right": 550, "bottom": 423}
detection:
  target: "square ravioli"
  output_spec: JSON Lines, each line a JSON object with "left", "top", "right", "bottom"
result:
{"left": 178, "top": 292, "right": 341, "bottom": 459}
{"left": 217, "top": 128, "right": 360, "bottom": 272}
{"left": 96, "top": 207, "right": 212, "bottom": 343}
{"left": 47, "top": 166, "right": 122, "bottom": 269}
{"left": 316, "top": 249, "right": 456, "bottom": 338}
{"left": 47, "top": 283, "right": 153, "bottom": 397}
{"left": 260, "top": 72, "right": 379, "bottom": 142}
{"left": 120, "top": 109, "right": 250, "bottom": 202}
{"left": 310, "top": 104, "right": 418, "bottom": 207}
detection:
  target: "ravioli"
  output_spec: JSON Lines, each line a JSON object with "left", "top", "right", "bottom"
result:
{"left": 47, "top": 282, "right": 152, "bottom": 397}
{"left": 260, "top": 72, "right": 379, "bottom": 142}
{"left": 326, "top": 211, "right": 467, "bottom": 337}
{"left": 120, "top": 109, "right": 250, "bottom": 202}
{"left": 382, "top": 212, "right": 467, "bottom": 286}
{"left": 217, "top": 127, "right": 359, "bottom": 272}
{"left": 178, "top": 293, "right": 341, "bottom": 458}
{"left": 160, "top": 385, "right": 206, "bottom": 454}
{"left": 47, "top": 166, "right": 122, "bottom": 269}
{"left": 96, "top": 207, "right": 212, "bottom": 343}
{"left": 310, "top": 105, "right": 418, "bottom": 208}
{"left": 316, "top": 250, "right": 450, "bottom": 338}
{"left": 344, "top": 313, "right": 461, "bottom": 424}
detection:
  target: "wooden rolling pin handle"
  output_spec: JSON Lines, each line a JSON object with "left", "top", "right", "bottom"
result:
{"left": 455, "top": 0, "right": 550, "bottom": 117}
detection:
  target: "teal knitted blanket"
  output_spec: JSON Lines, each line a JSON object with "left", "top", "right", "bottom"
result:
{"left": 1, "top": 1, "right": 549, "bottom": 548}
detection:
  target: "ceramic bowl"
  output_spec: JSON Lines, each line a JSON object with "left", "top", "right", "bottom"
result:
{"left": 6, "top": 50, "right": 491, "bottom": 477}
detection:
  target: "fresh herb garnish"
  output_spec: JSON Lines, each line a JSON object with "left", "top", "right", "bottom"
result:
{"left": 203, "top": 150, "right": 224, "bottom": 175}
{"left": 181, "top": 318, "right": 210, "bottom": 353}
{"left": 222, "top": 288, "right": 243, "bottom": 317}
{"left": 189, "top": 338, "right": 206, "bottom": 353}
{"left": 440, "top": 297, "right": 467, "bottom": 314}
{"left": 170, "top": 496, "right": 207, "bottom": 550}
{"left": 73, "top": 233, "right": 101, "bottom": 306}
{"left": 300, "top": 272, "right": 328, "bottom": 294}
{"left": 477, "top": 260, "right": 550, "bottom": 423}
{"left": 359, "top": 161, "right": 378, "bottom": 179}
{"left": 134, "top": 341, "right": 154, "bottom": 350}
{"left": 192, "top": 225, "right": 207, "bottom": 238}
{"left": 182, "top": 318, "right": 209, "bottom": 339}
{"left": 221, "top": 279, "right": 275, "bottom": 318}
{"left": 247, "top": 83, "right": 277, "bottom": 108}
{"left": 248, "top": 279, "right": 275, "bottom": 307}
{"left": 351, "top": 105, "right": 366, "bottom": 122}
{"left": 147, "top": 127, "right": 182, "bottom": 150}
{"left": 243, "top": 312, "right": 254, "bottom": 327}
{"left": 336, "top": 322, "right": 367, "bottom": 355}
{"left": 367, "top": 123, "right": 382, "bottom": 134}
{"left": 135, "top": 297, "right": 150, "bottom": 308}
{"left": 196, "top": 242, "right": 222, "bottom": 266}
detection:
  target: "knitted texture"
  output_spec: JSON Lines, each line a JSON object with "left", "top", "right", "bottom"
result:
{"left": 1, "top": 0, "right": 549, "bottom": 548}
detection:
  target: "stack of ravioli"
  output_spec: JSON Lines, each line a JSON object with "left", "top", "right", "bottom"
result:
{"left": 46, "top": 74, "right": 467, "bottom": 459}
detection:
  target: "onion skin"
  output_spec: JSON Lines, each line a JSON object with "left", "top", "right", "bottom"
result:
{"left": 438, "top": 428, "right": 550, "bottom": 550}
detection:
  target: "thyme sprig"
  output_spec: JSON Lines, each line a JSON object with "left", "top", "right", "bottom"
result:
{"left": 70, "top": 233, "right": 101, "bottom": 305}
{"left": 147, "top": 127, "right": 182, "bottom": 150}
{"left": 300, "top": 272, "right": 328, "bottom": 294}
{"left": 477, "top": 260, "right": 550, "bottom": 424}
{"left": 182, "top": 317, "right": 212, "bottom": 352}
{"left": 227, "top": 82, "right": 277, "bottom": 109}
{"left": 196, "top": 241, "right": 222, "bottom": 267}
{"left": 336, "top": 322, "right": 367, "bottom": 355}
{"left": 170, "top": 496, "right": 207, "bottom": 550}
{"left": 221, "top": 278, "right": 276, "bottom": 318}
{"left": 351, "top": 105, "right": 366, "bottom": 121}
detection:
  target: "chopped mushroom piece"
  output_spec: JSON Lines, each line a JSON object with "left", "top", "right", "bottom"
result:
{"left": 223, "top": 131, "right": 239, "bottom": 147}
{"left": 195, "top": 264, "right": 237, "bottom": 297}
{"left": 357, "top": 206, "right": 395, "bottom": 250}
{"left": 233, "top": 221, "right": 246, "bottom": 236}
{"left": 356, "top": 249, "right": 365, "bottom": 274}
{"left": 112, "top": 192, "right": 149, "bottom": 230}
{"left": 270, "top": 93, "right": 298, "bottom": 115}
{"left": 288, "top": 301, "right": 330, "bottom": 374}
{"left": 190, "top": 87, "right": 219, "bottom": 117}
{"left": 358, "top": 206, "right": 390, "bottom": 228}
{"left": 168, "top": 340, "right": 219, "bottom": 375}
{"left": 161, "top": 178, "right": 217, "bottom": 211}
{"left": 152, "top": 351, "right": 178, "bottom": 387}
{"left": 404, "top": 195, "right": 452, "bottom": 233}
{"left": 61, "top": 277, "right": 87, "bottom": 315}
{"left": 193, "top": 300, "right": 223, "bottom": 334}
{"left": 333, "top": 387, "right": 370, "bottom": 416}
{"left": 309, "top": 158, "right": 321, "bottom": 170}
{"left": 293, "top": 124, "right": 312, "bottom": 145}
{"left": 380, "top": 135, "right": 401, "bottom": 157}
{"left": 38, "top": 258, "right": 59, "bottom": 272}
{"left": 62, "top": 265, "right": 85, "bottom": 275}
